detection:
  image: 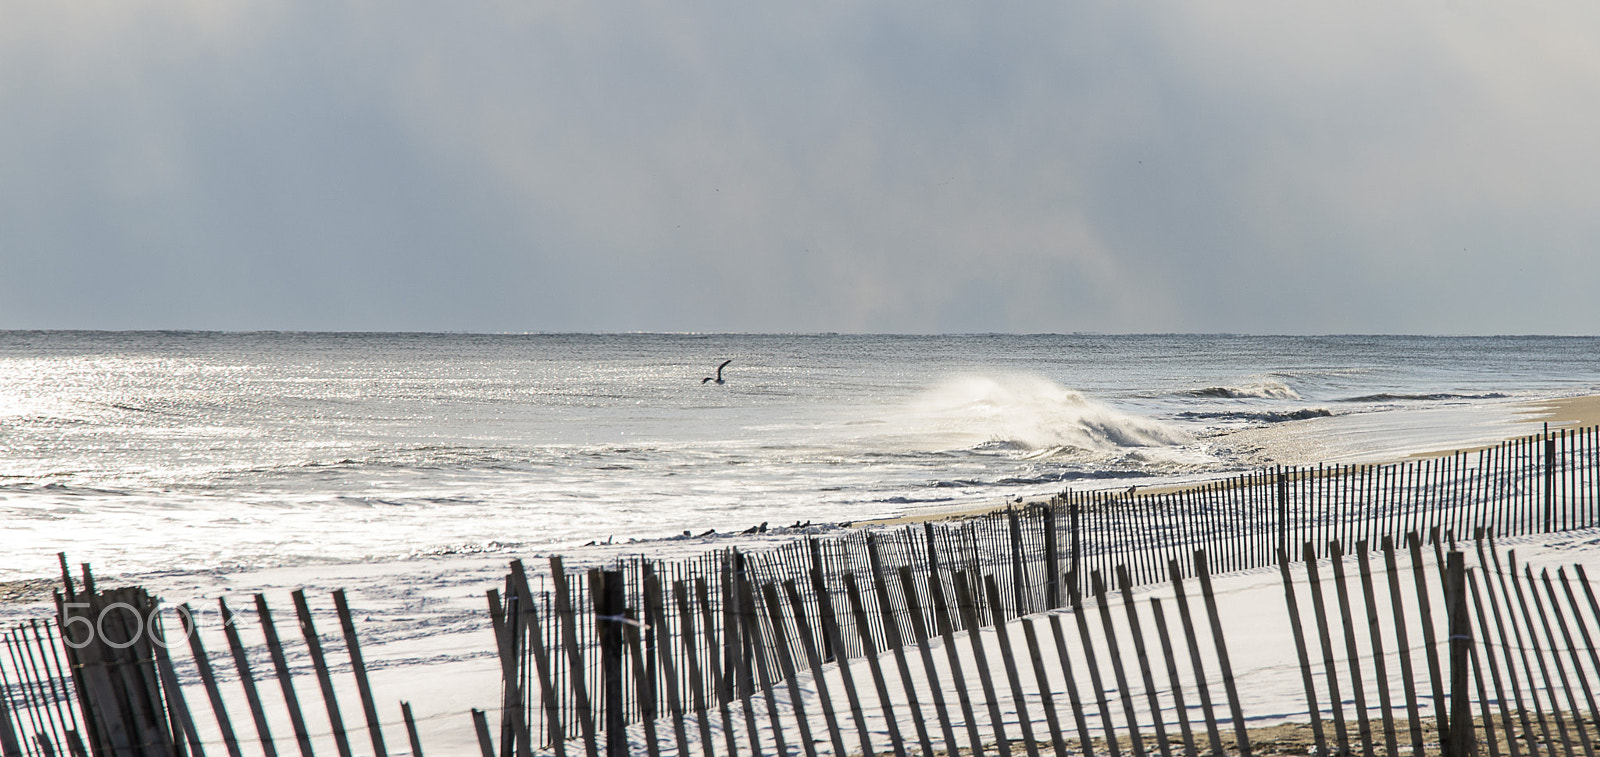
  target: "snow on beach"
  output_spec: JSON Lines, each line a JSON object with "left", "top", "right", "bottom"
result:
{"left": 0, "top": 530, "right": 843, "bottom": 755}
{"left": 599, "top": 528, "right": 1600, "bottom": 757}
{"left": 8, "top": 525, "right": 1600, "bottom": 757}
{"left": 1, "top": 377, "right": 1594, "bottom": 756}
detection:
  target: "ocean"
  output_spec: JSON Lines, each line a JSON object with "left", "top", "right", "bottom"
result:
{"left": 2, "top": 332, "right": 1597, "bottom": 580}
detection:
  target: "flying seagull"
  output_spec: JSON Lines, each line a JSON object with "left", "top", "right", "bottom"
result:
{"left": 702, "top": 359, "right": 732, "bottom": 384}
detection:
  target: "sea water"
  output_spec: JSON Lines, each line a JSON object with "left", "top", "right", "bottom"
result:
{"left": 1, "top": 332, "right": 1596, "bottom": 580}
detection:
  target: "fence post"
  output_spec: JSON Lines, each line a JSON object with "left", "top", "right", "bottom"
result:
{"left": 1445, "top": 552, "right": 1474, "bottom": 757}
{"left": 598, "top": 571, "right": 626, "bottom": 757}
{"left": 1008, "top": 508, "right": 1027, "bottom": 616}
{"left": 1276, "top": 467, "right": 1289, "bottom": 559}
{"left": 1069, "top": 497, "right": 1082, "bottom": 607}
{"left": 1044, "top": 503, "right": 1060, "bottom": 609}
{"left": 1545, "top": 426, "right": 1557, "bottom": 533}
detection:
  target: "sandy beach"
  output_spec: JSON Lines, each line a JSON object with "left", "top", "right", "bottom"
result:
{"left": 1516, "top": 393, "right": 1600, "bottom": 428}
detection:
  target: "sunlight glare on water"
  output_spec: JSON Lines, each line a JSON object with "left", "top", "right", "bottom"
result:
{"left": 1, "top": 332, "right": 1596, "bottom": 578}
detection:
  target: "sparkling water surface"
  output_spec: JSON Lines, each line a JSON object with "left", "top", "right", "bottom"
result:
{"left": 1, "top": 332, "right": 1596, "bottom": 578}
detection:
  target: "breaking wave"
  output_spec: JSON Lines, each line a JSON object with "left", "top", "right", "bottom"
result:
{"left": 1339, "top": 392, "right": 1510, "bottom": 403}
{"left": 898, "top": 374, "right": 1192, "bottom": 452}
{"left": 1178, "top": 408, "right": 1334, "bottom": 423}
{"left": 1184, "top": 381, "right": 1302, "bottom": 400}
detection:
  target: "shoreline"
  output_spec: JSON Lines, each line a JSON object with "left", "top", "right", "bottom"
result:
{"left": 8, "top": 394, "right": 1596, "bottom": 603}
{"left": 1515, "top": 393, "right": 1600, "bottom": 429}
{"left": 867, "top": 393, "right": 1600, "bottom": 527}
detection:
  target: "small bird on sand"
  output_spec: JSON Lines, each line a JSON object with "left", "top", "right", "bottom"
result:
{"left": 702, "top": 359, "right": 732, "bottom": 384}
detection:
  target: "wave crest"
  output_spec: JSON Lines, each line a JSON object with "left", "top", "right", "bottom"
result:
{"left": 901, "top": 374, "right": 1192, "bottom": 452}
{"left": 1185, "top": 381, "right": 1302, "bottom": 400}
{"left": 1178, "top": 408, "right": 1333, "bottom": 423}
{"left": 1339, "top": 392, "right": 1509, "bottom": 403}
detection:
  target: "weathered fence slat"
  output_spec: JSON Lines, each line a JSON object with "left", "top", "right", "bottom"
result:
{"left": 1464, "top": 572, "right": 1505, "bottom": 757}
{"left": 1355, "top": 542, "right": 1399, "bottom": 757}
{"left": 292, "top": 589, "right": 355, "bottom": 757}
{"left": 1553, "top": 568, "right": 1600, "bottom": 736}
{"left": 256, "top": 594, "right": 317, "bottom": 757}
{"left": 1117, "top": 565, "right": 1173, "bottom": 757}
{"left": 896, "top": 567, "right": 960, "bottom": 757}
{"left": 843, "top": 574, "right": 908, "bottom": 757}
{"left": 734, "top": 580, "right": 789, "bottom": 757}
{"left": 1467, "top": 569, "right": 1519, "bottom": 757}
{"left": 1046, "top": 614, "right": 1096, "bottom": 757}
{"left": 1379, "top": 538, "right": 1425, "bottom": 757}
{"left": 1327, "top": 542, "right": 1374, "bottom": 757}
{"left": 1486, "top": 546, "right": 1556, "bottom": 751}
{"left": 1472, "top": 544, "right": 1539, "bottom": 757}
{"left": 929, "top": 570, "right": 987, "bottom": 757}
{"left": 695, "top": 577, "right": 741, "bottom": 757}
{"left": 333, "top": 590, "right": 389, "bottom": 757}
{"left": 509, "top": 561, "right": 567, "bottom": 757}
{"left": 962, "top": 570, "right": 1016, "bottom": 757}
{"left": 402, "top": 701, "right": 426, "bottom": 757}
{"left": 1092, "top": 571, "right": 1147, "bottom": 757}
{"left": 1528, "top": 569, "right": 1594, "bottom": 757}
{"left": 1070, "top": 590, "right": 1121, "bottom": 757}
{"left": 814, "top": 578, "right": 875, "bottom": 757}
{"left": 1505, "top": 557, "right": 1576, "bottom": 757}
{"left": 217, "top": 599, "right": 278, "bottom": 757}
{"left": 1018, "top": 619, "right": 1069, "bottom": 757}
{"left": 643, "top": 576, "right": 693, "bottom": 757}
{"left": 178, "top": 604, "right": 244, "bottom": 757}
{"left": 671, "top": 581, "right": 717, "bottom": 757}
{"left": 1275, "top": 550, "right": 1326, "bottom": 757}
{"left": 985, "top": 576, "right": 1041, "bottom": 757}
{"left": 758, "top": 583, "right": 817, "bottom": 757}
{"left": 872, "top": 568, "right": 935, "bottom": 757}
{"left": 1193, "top": 551, "right": 1249, "bottom": 757}
{"left": 548, "top": 559, "right": 600, "bottom": 757}
{"left": 1168, "top": 559, "right": 1222, "bottom": 757}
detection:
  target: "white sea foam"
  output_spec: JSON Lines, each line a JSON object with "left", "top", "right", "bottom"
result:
{"left": 897, "top": 373, "right": 1192, "bottom": 452}
{"left": 0, "top": 332, "right": 1594, "bottom": 580}
{"left": 1185, "top": 379, "right": 1302, "bottom": 400}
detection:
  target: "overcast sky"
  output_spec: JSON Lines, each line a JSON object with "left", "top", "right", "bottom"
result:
{"left": 3, "top": 1, "right": 1598, "bottom": 334}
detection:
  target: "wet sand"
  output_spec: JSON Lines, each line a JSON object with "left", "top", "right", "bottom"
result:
{"left": 1517, "top": 393, "right": 1600, "bottom": 428}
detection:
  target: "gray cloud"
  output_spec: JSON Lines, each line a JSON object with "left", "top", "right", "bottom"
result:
{"left": 2, "top": 1, "right": 1598, "bottom": 333}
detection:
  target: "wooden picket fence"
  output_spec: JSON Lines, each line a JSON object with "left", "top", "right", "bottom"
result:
{"left": 0, "top": 619, "right": 79, "bottom": 757}
{"left": 489, "top": 425, "right": 1600, "bottom": 754}
{"left": 0, "top": 560, "right": 431, "bottom": 757}
{"left": 1274, "top": 529, "right": 1600, "bottom": 757}
{"left": 489, "top": 529, "right": 1600, "bottom": 757}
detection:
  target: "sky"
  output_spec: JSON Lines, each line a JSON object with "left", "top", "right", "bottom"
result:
{"left": 2, "top": 1, "right": 1599, "bottom": 335}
